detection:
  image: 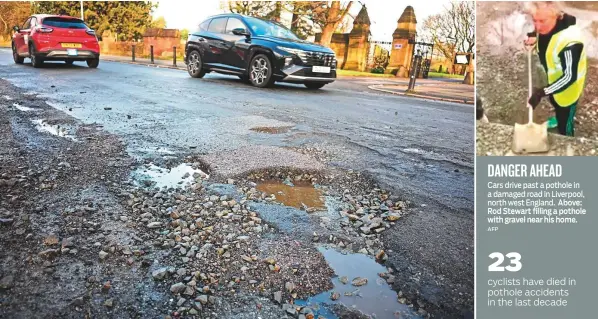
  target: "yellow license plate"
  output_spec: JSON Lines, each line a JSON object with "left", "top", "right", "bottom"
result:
{"left": 61, "top": 43, "right": 82, "bottom": 48}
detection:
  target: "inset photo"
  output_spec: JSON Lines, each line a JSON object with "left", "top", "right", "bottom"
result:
{"left": 476, "top": 1, "right": 598, "bottom": 156}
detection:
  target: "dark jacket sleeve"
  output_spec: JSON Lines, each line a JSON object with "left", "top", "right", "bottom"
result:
{"left": 543, "top": 43, "right": 583, "bottom": 96}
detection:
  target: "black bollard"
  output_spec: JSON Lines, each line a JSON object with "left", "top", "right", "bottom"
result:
{"left": 132, "top": 44, "right": 136, "bottom": 62}
{"left": 407, "top": 55, "right": 421, "bottom": 92}
{"left": 150, "top": 45, "right": 154, "bottom": 64}
{"left": 173, "top": 46, "right": 177, "bottom": 67}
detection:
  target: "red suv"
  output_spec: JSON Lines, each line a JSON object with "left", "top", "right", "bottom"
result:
{"left": 12, "top": 14, "right": 100, "bottom": 68}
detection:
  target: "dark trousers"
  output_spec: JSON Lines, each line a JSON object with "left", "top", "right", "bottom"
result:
{"left": 549, "top": 96, "right": 577, "bottom": 137}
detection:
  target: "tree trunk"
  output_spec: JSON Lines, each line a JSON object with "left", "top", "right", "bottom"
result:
{"left": 291, "top": 3, "right": 300, "bottom": 34}
{"left": 319, "top": 24, "right": 336, "bottom": 47}
{"left": 272, "top": 2, "right": 282, "bottom": 22}
{"left": 316, "top": 1, "right": 350, "bottom": 47}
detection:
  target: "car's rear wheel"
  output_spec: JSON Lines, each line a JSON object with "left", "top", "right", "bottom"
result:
{"left": 186, "top": 50, "right": 206, "bottom": 78}
{"left": 29, "top": 44, "right": 43, "bottom": 68}
{"left": 87, "top": 58, "right": 99, "bottom": 68}
{"left": 304, "top": 82, "right": 326, "bottom": 90}
{"left": 12, "top": 43, "right": 24, "bottom": 64}
{"left": 249, "top": 54, "right": 275, "bottom": 88}
{"left": 65, "top": 60, "right": 74, "bottom": 65}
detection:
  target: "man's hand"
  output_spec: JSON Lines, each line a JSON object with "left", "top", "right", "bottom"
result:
{"left": 524, "top": 36, "right": 537, "bottom": 50}
{"left": 528, "top": 87, "right": 545, "bottom": 109}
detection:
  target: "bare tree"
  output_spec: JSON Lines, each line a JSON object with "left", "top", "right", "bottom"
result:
{"left": 0, "top": 2, "right": 31, "bottom": 37}
{"left": 220, "top": 1, "right": 353, "bottom": 45}
{"left": 314, "top": 1, "right": 353, "bottom": 47}
{"left": 289, "top": 2, "right": 315, "bottom": 39}
{"left": 421, "top": 1, "right": 475, "bottom": 73}
{"left": 223, "top": 1, "right": 282, "bottom": 21}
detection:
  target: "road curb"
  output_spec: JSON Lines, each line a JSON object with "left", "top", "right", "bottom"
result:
{"left": 337, "top": 74, "right": 396, "bottom": 79}
{"left": 368, "top": 84, "right": 474, "bottom": 105}
{"left": 102, "top": 58, "right": 187, "bottom": 71}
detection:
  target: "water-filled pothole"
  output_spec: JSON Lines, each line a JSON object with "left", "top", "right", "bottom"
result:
{"left": 31, "top": 119, "right": 77, "bottom": 140}
{"left": 250, "top": 126, "right": 294, "bottom": 134}
{"left": 131, "top": 163, "right": 208, "bottom": 190}
{"left": 257, "top": 180, "right": 325, "bottom": 210}
{"left": 296, "top": 247, "right": 421, "bottom": 319}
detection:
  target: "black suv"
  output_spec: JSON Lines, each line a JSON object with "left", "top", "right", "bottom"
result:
{"left": 185, "top": 14, "right": 337, "bottom": 89}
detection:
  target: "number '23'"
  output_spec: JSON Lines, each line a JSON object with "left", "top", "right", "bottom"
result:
{"left": 488, "top": 252, "right": 522, "bottom": 272}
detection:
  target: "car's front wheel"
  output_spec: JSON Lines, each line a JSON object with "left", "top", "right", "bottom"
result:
{"left": 249, "top": 54, "right": 274, "bottom": 88}
{"left": 12, "top": 43, "right": 24, "bottom": 64}
{"left": 186, "top": 50, "right": 206, "bottom": 78}
{"left": 304, "top": 82, "right": 326, "bottom": 90}
{"left": 29, "top": 44, "right": 43, "bottom": 68}
{"left": 87, "top": 58, "right": 99, "bottom": 68}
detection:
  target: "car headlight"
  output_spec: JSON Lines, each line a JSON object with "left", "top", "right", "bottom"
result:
{"left": 277, "top": 46, "right": 307, "bottom": 59}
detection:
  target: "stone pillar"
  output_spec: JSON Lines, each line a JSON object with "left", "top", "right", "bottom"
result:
{"left": 343, "top": 6, "right": 371, "bottom": 72}
{"left": 387, "top": 6, "right": 417, "bottom": 77}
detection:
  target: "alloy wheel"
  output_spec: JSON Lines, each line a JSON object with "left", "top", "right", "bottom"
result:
{"left": 250, "top": 57, "right": 269, "bottom": 85}
{"left": 188, "top": 52, "right": 200, "bottom": 74}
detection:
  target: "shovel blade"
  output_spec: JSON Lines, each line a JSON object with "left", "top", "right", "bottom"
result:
{"left": 512, "top": 122, "right": 549, "bottom": 154}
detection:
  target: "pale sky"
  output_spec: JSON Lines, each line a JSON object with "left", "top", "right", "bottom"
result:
{"left": 153, "top": 0, "right": 453, "bottom": 42}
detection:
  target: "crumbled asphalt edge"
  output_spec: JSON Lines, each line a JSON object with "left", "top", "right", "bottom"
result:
{"left": 0, "top": 78, "right": 157, "bottom": 318}
{"left": 0, "top": 79, "right": 429, "bottom": 319}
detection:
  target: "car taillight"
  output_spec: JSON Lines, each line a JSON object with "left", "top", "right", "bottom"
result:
{"left": 86, "top": 30, "right": 95, "bottom": 36}
{"left": 38, "top": 27, "right": 53, "bottom": 33}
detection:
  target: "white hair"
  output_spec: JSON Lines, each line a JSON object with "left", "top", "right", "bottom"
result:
{"left": 524, "top": 1, "right": 564, "bottom": 17}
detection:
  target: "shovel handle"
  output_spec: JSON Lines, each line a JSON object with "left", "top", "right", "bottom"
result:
{"left": 527, "top": 103, "right": 533, "bottom": 124}
{"left": 527, "top": 47, "right": 533, "bottom": 124}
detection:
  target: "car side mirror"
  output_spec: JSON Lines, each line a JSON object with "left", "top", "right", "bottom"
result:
{"left": 232, "top": 28, "right": 249, "bottom": 37}
{"left": 13, "top": 26, "right": 20, "bottom": 33}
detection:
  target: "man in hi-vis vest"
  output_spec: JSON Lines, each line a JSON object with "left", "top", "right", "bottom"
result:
{"left": 524, "top": 2, "right": 587, "bottom": 137}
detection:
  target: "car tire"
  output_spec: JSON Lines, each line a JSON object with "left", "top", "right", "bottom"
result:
{"left": 12, "top": 43, "right": 24, "bottom": 64}
{"left": 186, "top": 49, "right": 206, "bottom": 78}
{"left": 304, "top": 82, "right": 326, "bottom": 90}
{"left": 249, "top": 54, "right": 275, "bottom": 88}
{"left": 87, "top": 58, "right": 99, "bottom": 68}
{"left": 65, "top": 60, "right": 74, "bottom": 65}
{"left": 29, "top": 43, "right": 43, "bottom": 68}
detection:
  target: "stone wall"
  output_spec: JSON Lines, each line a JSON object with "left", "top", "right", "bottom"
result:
{"left": 143, "top": 28, "right": 181, "bottom": 57}
{"left": 314, "top": 6, "right": 371, "bottom": 72}
{"left": 99, "top": 30, "right": 183, "bottom": 59}
{"left": 316, "top": 33, "right": 349, "bottom": 69}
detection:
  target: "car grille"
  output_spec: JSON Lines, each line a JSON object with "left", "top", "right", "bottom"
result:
{"left": 298, "top": 52, "right": 336, "bottom": 67}
{"left": 291, "top": 69, "right": 336, "bottom": 79}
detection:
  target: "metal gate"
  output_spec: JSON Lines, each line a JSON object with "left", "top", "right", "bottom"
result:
{"left": 367, "top": 40, "right": 392, "bottom": 71}
{"left": 408, "top": 38, "right": 434, "bottom": 78}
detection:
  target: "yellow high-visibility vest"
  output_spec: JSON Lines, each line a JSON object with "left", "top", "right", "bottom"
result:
{"left": 540, "top": 25, "right": 587, "bottom": 106}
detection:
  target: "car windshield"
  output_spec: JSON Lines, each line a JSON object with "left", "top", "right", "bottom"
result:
{"left": 244, "top": 16, "right": 298, "bottom": 40}
{"left": 42, "top": 17, "right": 88, "bottom": 29}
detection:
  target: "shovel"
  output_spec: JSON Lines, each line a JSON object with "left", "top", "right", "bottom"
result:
{"left": 512, "top": 48, "right": 549, "bottom": 154}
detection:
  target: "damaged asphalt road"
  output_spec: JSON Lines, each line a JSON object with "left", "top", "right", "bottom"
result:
{"left": 0, "top": 49, "right": 474, "bottom": 319}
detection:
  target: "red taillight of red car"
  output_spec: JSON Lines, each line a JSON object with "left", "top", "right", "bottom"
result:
{"left": 38, "top": 27, "right": 53, "bottom": 33}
